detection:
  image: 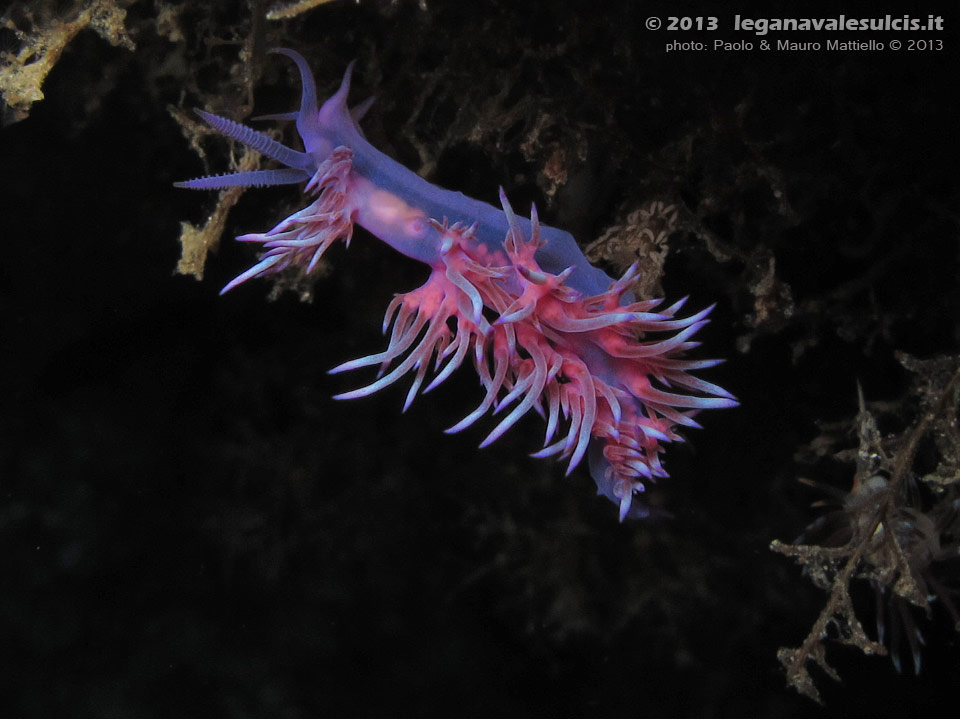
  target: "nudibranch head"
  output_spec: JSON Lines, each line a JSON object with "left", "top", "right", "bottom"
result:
{"left": 174, "top": 48, "right": 362, "bottom": 191}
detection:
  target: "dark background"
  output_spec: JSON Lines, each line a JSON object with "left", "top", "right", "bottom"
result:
{"left": 2, "top": 1, "right": 958, "bottom": 717}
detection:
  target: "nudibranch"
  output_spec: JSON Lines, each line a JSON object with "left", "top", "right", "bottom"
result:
{"left": 176, "top": 49, "right": 737, "bottom": 520}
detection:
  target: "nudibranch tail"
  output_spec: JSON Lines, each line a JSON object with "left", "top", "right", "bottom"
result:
{"left": 174, "top": 48, "right": 737, "bottom": 520}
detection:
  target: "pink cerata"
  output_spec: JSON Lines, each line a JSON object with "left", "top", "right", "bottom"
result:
{"left": 176, "top": 49, "right": 738, "bottom": 521}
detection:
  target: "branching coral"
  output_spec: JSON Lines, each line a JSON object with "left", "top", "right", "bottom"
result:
{"left": 772, "top": 353, "right": 960, "bottom": 702}
{"left": 265, "top": 0, "right": 340, "bottom": 21}
{"left": 0, "top": 0, "right": 135, "bottom": 125}
{"left": 585, "top": 200, "right": 678, "bottom": 299}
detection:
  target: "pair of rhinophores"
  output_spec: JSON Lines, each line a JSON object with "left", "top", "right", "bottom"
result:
{"left": 176, "top": 48, "right": 737, "bottom": 520}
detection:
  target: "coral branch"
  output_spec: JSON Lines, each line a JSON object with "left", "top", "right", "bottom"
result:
{"left": 773, "top": 356, "right": 960, "bottom": 702}
{"left": 0, "top": 0, "right": 135, "bottom": 124}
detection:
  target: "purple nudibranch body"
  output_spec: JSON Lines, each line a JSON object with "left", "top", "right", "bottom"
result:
{"left": 177, "top": 48, "right": 737, "bottom": 520}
